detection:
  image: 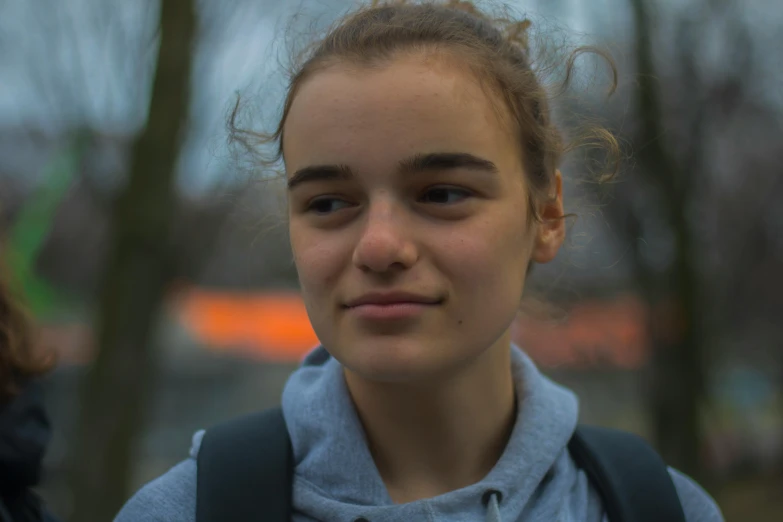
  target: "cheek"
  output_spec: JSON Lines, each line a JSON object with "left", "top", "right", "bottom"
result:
{"left": 290, "top": 228, "right": 346, "bottom": 294}
{"left": 438, "top": 215, "right": 530, "bottom": 300}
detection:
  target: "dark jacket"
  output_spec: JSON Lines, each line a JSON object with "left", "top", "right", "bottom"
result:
{"left": 0, "top": 380, "right": 58, "bottom": 522}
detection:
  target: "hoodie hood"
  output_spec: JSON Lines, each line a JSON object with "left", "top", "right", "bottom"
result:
{"left": 281, "top": 345, "right": 592, "bottom": 522}
{"left": 0, "top": 380, "right": 51, "bottom": 493}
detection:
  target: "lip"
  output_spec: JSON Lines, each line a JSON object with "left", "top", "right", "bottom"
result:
{"left": 343, "top": 291, "right": 443, "bottom": 320}
{"left": 344, "top": 291, "right": 442, "bottom": 308}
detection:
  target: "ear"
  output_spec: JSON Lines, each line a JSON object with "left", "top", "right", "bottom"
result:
{"left": 531, "top": 170, "right": 565, "bottom": 264}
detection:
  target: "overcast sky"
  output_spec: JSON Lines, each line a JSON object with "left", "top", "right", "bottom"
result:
{"left": 1, "top": 0, "right": 778, "bottom": 187}
{"left": 0, "top": 0, "right": 625, "bottom": 186}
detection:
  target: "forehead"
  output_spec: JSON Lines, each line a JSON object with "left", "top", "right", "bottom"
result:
{"left": 282, "top": 55, "right": 518, "bottom": 173}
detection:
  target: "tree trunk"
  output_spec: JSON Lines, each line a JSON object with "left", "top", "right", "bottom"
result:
{"left": 629, "top": 0, "right": 706, "bottom": 481}
{"left": 68, "top": 1, "right": 196, "bottom": 521}
{"left": 647, "top": 226, "right": 704, "bottom": 480}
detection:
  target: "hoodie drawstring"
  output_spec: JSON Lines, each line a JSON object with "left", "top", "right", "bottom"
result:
{"left": 484, "top": 490, "right": 502, "bottom": 522}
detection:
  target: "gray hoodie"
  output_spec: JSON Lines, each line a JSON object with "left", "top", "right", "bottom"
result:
{"left": 115, "top": 345, "right": 724, "bottom": 522}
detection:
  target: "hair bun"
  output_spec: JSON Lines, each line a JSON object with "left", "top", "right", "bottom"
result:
{"left": 505, "top": 19, "right": 532, "bottom": 52}
{"left": 445, "top": 0, "right": 480, "bottom": 15}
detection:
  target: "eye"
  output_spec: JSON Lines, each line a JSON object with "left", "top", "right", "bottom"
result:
{"left": 307, "top": 197, "right": 354, "bottom": 215}
{"left": 419, "top": 186, "right": 473, "bottom": 204}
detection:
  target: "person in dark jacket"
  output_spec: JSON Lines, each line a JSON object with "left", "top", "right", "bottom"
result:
{"left": 0, "top": 272, "right": 59, "bottom": 522}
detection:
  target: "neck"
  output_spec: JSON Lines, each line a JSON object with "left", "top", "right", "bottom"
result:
{"left": 344, "top": 336, "right": 516, "bottom": 504}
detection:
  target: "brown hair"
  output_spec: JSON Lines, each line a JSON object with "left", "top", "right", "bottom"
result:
{"left": 229, "top": 0, "right": 619, "bottom": 220}
{"left": 0, "top": 271, "right": 55, "bottom": 403}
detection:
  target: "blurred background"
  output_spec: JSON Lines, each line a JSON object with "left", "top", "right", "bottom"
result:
{"left": 0, "top": 0, "right": 781, "bottom": 520}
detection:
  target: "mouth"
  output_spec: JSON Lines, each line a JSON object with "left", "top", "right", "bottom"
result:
{"left": 343, "top": 291, "right": 443, "bottom": 308}
{"left": 342, "top": 291, "right": 444, "bottom": 320}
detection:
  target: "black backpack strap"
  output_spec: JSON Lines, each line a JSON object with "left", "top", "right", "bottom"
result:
{"left": 569, "top": 425, "right": 687, "bottom": 522}
{"left": 196, "top": 407, "right": 293, "bottom": 522}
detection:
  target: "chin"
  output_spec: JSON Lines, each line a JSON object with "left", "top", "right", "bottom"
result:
{"left": 333, "top": 335, "right": 468, "bottom": 384}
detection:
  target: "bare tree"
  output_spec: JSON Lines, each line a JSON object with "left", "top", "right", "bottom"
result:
{"left": 67, "top": 0, "right": 197, "bottom": 520}
{"left": 618, "top": 0, "right": 762, "bottom": 481}
{"left": 627, "top": 0, "right": 704, "bottom": 480}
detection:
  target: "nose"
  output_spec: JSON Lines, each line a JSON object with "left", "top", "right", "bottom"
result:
{"left": 352, "top": 200, "right": 418, "bottom": 274}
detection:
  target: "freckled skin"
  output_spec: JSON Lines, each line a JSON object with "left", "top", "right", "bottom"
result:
{"left": 283, "top": 54, "right": 564, "bottom": 383}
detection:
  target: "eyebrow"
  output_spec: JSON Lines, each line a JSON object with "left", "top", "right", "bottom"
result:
{"left": 287, "top": 164, "right": 354, "bottom": 190}
{"left": 400, "top": 152, "right": 499, "bottom": 175}
{"left": 287, "top": 152, "right": 499, "bottom": 190}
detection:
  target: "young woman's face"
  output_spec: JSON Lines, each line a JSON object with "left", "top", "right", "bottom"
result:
{"left": 284, "top": 54, "right": 564, "bottom": 382}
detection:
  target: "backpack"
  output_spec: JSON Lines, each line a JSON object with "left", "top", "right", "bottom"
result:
{"left": 196, "top": 408, "right": 687, "bottom": 522}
